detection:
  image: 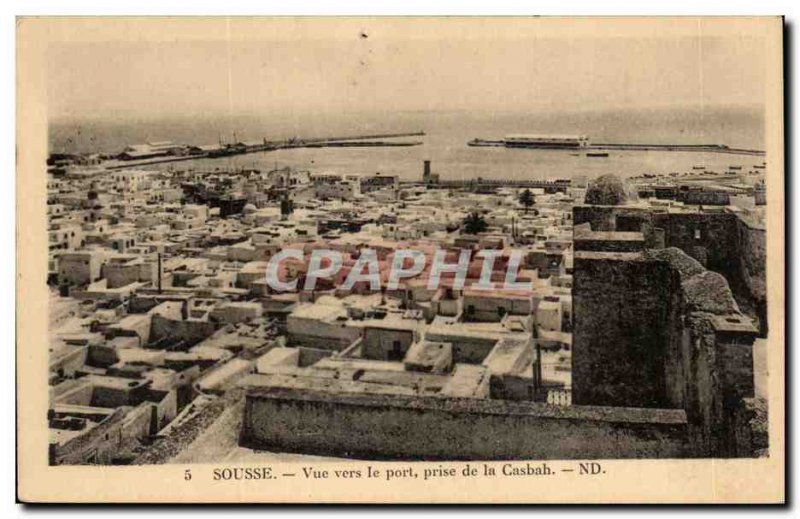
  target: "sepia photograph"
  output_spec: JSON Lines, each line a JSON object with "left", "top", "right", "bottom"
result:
{"left": 15, "top": 15, "right": 785, "bottom": 503}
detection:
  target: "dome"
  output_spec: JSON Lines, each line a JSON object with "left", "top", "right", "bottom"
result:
{"left": 584, "top": 174, "right": 629, "bottom": 206}
{"left": 243, "top": 203, "right": 257, "bottom": 214}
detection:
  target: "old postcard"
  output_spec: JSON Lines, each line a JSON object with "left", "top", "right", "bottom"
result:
{"left": 16, "top": 16, "right": 785, "bottom": 503}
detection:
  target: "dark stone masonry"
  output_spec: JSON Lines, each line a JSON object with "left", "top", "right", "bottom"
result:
{"left": 572, "top": 189, "right": 763, "bottom": 457}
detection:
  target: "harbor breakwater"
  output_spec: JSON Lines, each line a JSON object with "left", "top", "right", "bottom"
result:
{"left": 467, "top": 139, "right": 765, "bottom": 156}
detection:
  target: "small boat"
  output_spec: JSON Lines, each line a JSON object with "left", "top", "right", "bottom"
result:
{"left": 728, "top": 165, "right": 742, "bottom": 170}
{"left": 692, "top": 165, "right": 706, "bottom": 170}
{"left": 754, "top": 164, "right": 766, "bottom": 169}
{"left": 586, "top": 152, "right": 609, "bottom": 158}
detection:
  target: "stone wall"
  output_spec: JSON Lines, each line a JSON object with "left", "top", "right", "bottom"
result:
{"left": 652, "top": 212, "right": 740, "bottom": 277}
{"left": 242, "top": 387, "right": 691, "bottom": 460}
{"left": 574, "top": 204, "right": 767, "bottom": 334}
{"left": 573, "top": 231, "right": 645, "bottom": 253}
{"left": 572, "top": 243, "right": 759, "bottom": 457}
{"left": 572, "top": 252, "right": 677, "bottom": 408}
{"left": 735, "top": 220, "right": 767, "bottom": 335}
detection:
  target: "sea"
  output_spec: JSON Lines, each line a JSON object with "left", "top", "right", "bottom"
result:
{"left": 48, "top": 106, "right": 766, "bottom": 182}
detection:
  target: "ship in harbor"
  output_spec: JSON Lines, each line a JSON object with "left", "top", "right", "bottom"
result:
{"left": 503, "top": 134, "right": 591, "bottom": 149}
{"left": 468, "top": 134, "right": 765, "bottom": 156}
{"left": 468, "top": 134, "right": 591, "bottom": 149}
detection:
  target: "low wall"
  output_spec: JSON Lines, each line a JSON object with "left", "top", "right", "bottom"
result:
{"left": 242, "top": 387, "right": 691, "bottom": 460}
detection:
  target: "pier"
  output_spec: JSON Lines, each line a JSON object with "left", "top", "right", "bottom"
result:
{"left": 57, "top": 131, "right": 427, "bottom": 174}
{"left": 467, "top": 138, "right": 765, "bottom": 156}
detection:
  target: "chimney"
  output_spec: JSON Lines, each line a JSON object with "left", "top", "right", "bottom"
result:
{"left": 157, "top": 252, "right": 162, "bottom": 293}
{"left": 423, "top": 160, "right": 431, "bottom": 181}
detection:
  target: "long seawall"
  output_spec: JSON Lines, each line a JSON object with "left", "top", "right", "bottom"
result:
{"left": 467, "top": 139, "right": 765, "bottom": 156}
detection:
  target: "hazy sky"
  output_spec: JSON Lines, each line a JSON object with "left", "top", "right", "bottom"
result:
{"left": 47, "top": 30, "right": 766, "bottom": 120}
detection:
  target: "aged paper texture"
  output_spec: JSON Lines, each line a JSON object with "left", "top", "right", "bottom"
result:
{"left": 17, "top": 16, "right": 785, "bottom": 503}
